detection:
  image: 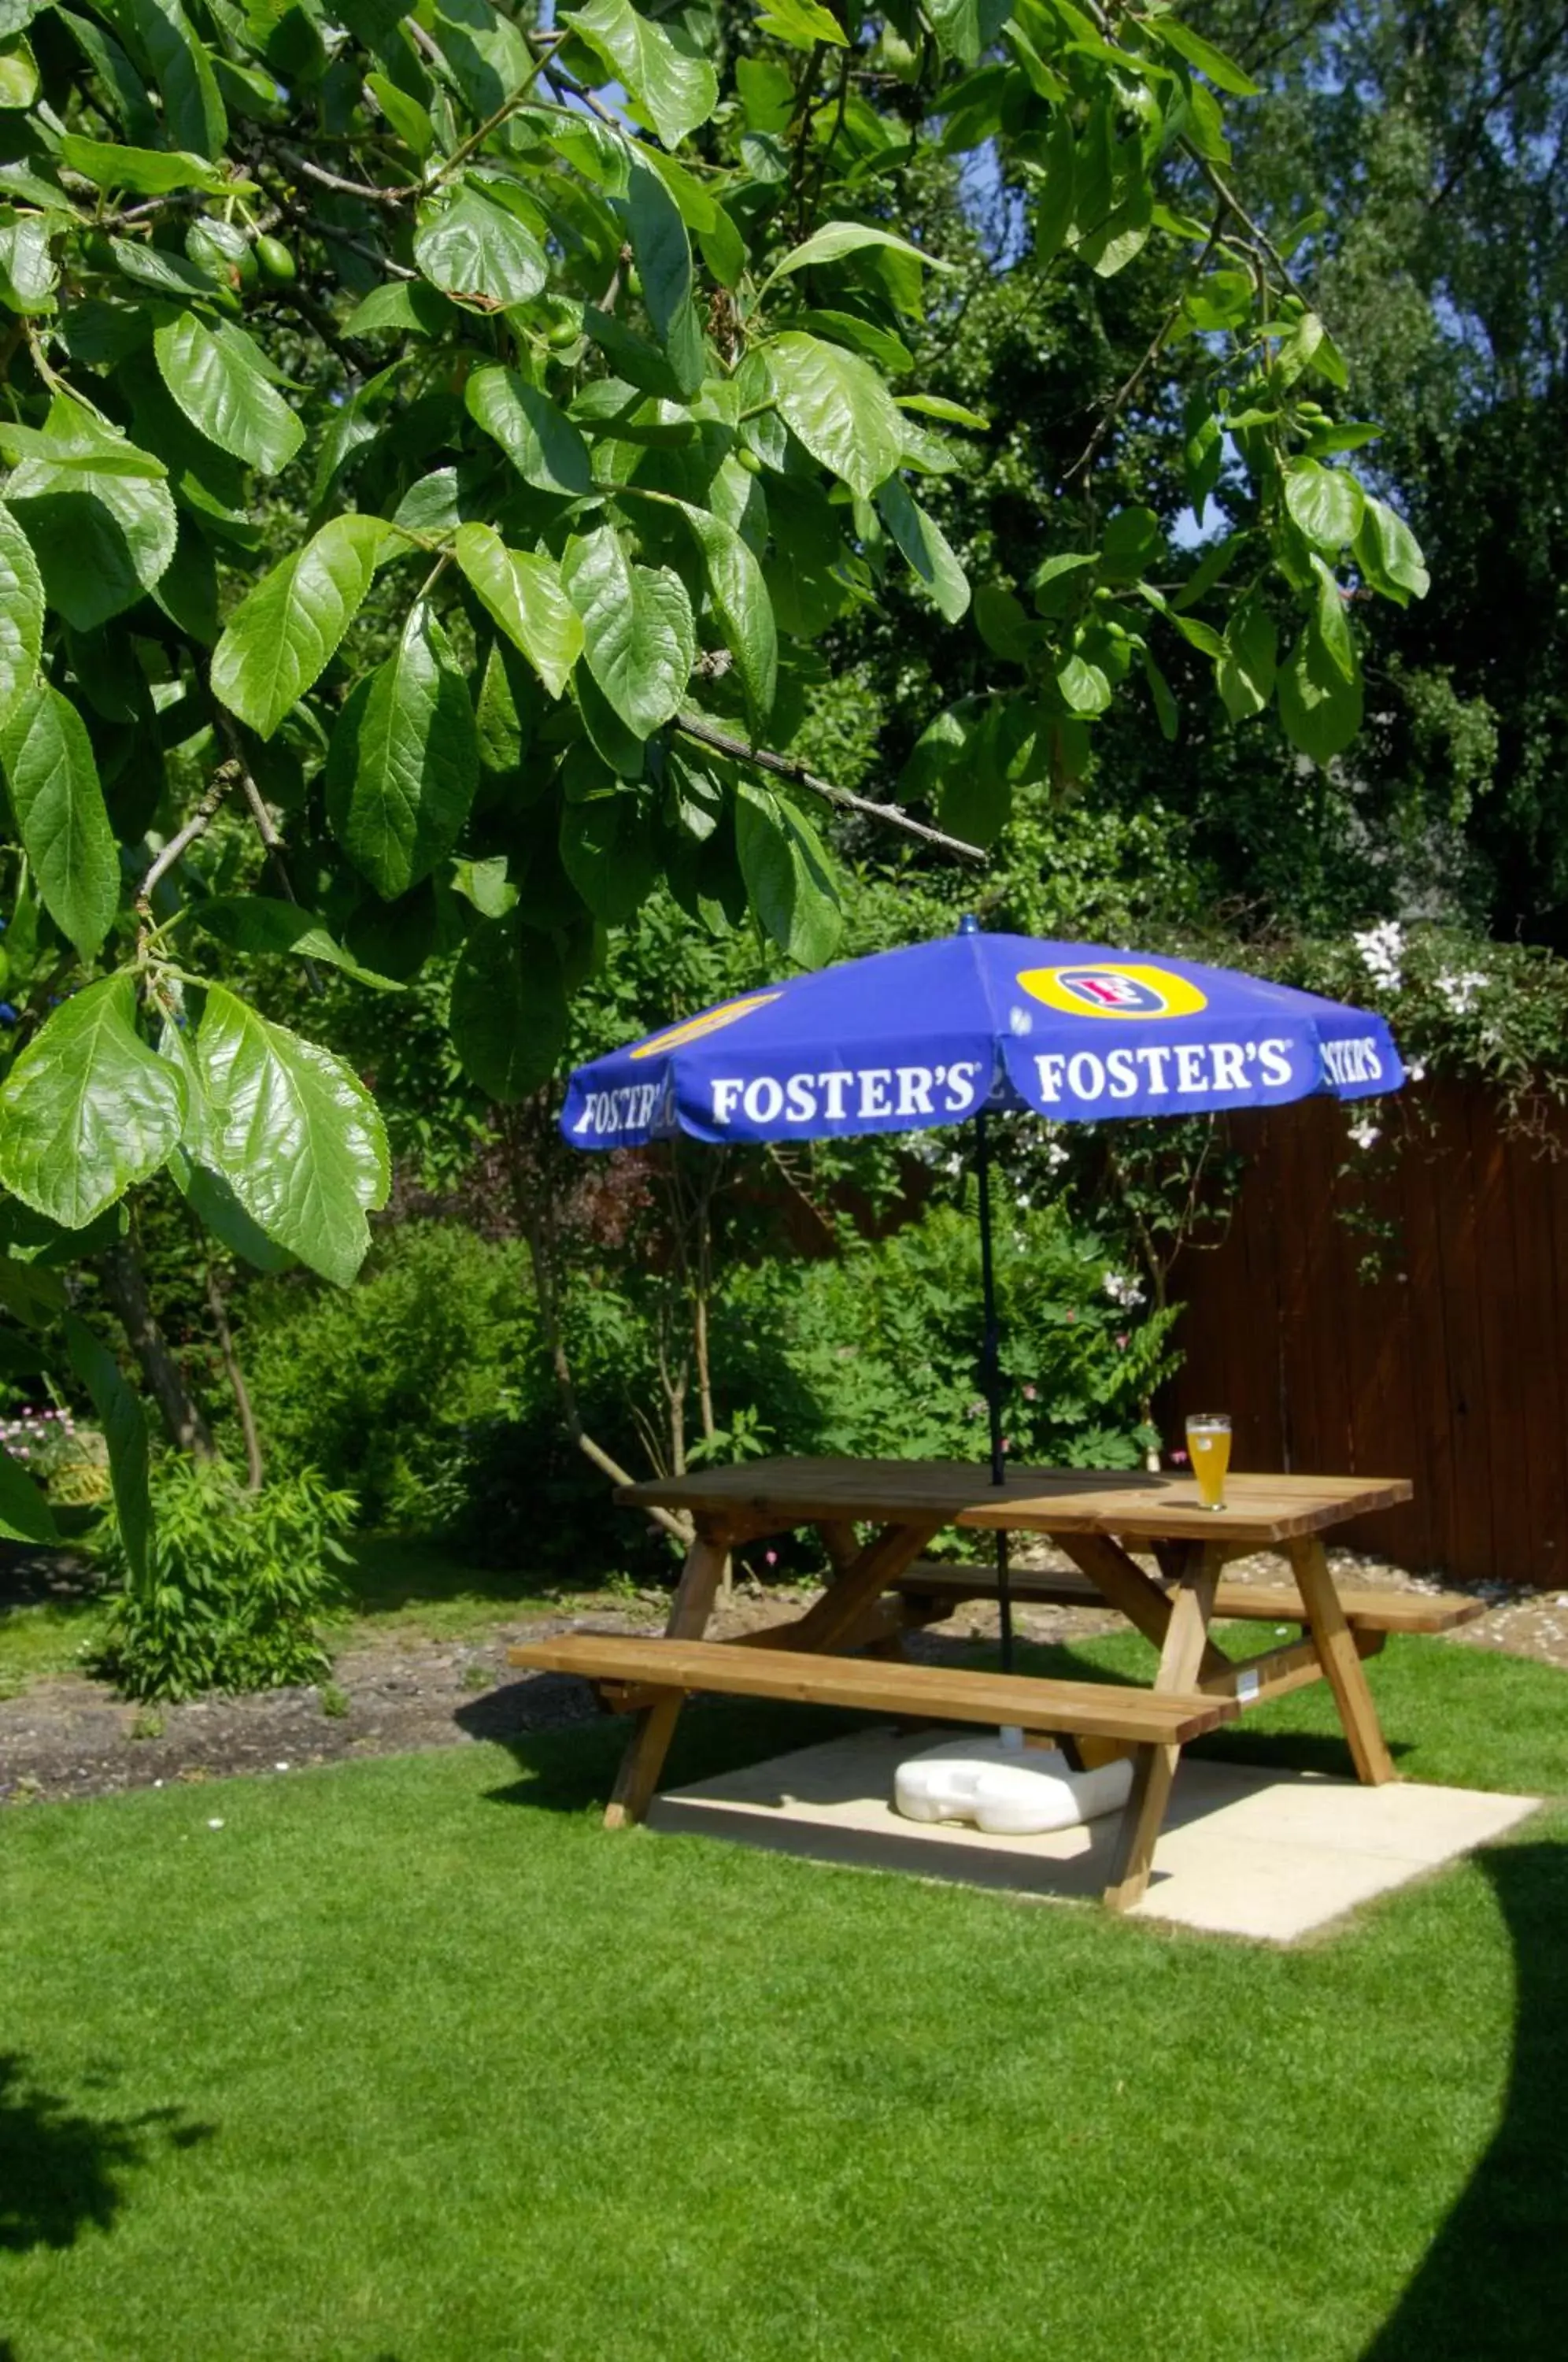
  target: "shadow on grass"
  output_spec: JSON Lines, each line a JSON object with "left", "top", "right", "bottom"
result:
{"left": 0, "top": 2056, "right": 215, "bottom": 2254}
{"left": 1363, "top": 1838, "right": 1568, "bottom": 2360}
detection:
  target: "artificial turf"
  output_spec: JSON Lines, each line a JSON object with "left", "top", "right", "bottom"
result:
{"left": 2, "top": 1635, "right": 1566, "bottom": 2362}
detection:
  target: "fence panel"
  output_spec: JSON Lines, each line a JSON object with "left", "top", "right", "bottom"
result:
{"left": 1166, "top": 1084, "right": 1568, "bottom": 1583}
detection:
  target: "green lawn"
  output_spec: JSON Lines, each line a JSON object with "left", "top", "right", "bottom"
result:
{"left": 3, "top": 1637, "right": 1566, "bottom": 2362}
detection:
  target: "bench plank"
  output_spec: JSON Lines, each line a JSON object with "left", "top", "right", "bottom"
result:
{"left": 892, "top": 1563, "right": 1484, "bottom": 1635}
{"left": 508, "top": 1634, "right": 1239, "bottom": 1746}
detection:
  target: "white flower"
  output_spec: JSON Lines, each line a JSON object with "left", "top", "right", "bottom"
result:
{"left": 1407, "top": 1061, "right": 1426, "bottom": 1083}
{"left": 1433, "top": 969, "right": 1487, "bottom": 1016}
{"left": 1348, "top": 1119, "right": 1381, "bottom": 1150}
{"left": 1352, "top": 920, "right": 1405, "bottom": 992}
{"left": 1045, "top": 1141, "right": 1070, "bottom": 1169}
{"left": 1103, "top": 1269, "right": 1146, "bottom": 1308}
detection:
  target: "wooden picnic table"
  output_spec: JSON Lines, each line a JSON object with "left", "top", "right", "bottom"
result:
{"left": 511, "top": 1457, "right": 1486, "bottom": 1912}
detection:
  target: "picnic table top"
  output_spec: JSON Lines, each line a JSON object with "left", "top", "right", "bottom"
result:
{"left": 616, "top": 1456, "right": 1414, "bottom": 1546}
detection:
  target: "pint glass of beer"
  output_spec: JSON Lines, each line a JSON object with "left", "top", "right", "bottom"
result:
{"left": 1185, "top": 1412, "right": 1232, "bottom": 1511}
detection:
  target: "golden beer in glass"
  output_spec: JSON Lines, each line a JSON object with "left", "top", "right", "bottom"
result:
{"left": 1185, "top": 1412, "right": 1232, "bottom": 1511}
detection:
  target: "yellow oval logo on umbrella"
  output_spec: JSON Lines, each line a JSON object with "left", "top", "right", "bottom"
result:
{"left": 1015, "top": 963, "right": 1209, "bottom": 1020}
{"left": 630, "top": 992, "right": 783, "bottom": 1061}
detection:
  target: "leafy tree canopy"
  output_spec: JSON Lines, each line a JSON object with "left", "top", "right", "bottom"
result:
{"left": 0, "top": 0, "right": 1425, "bottom": 1550}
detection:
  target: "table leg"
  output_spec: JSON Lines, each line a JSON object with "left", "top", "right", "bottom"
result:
{"left": 604, "top": 1531, "right": 731, "bottom": 1829}
{"left": 1103, "top": 1542, "right": 1221, "bottom": 1912}
{"left": 1288, "top": 1534, "right": 1397, "bottom": 1786}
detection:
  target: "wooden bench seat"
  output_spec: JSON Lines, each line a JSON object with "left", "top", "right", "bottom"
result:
{"left": 892, "top": 1562, "right": 1485, "bottom": 1635}
{"left": 508, "top": 1633, "right": 1240, "bottom": 1747}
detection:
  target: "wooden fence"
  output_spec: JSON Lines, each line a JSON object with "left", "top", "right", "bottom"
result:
{"left": 1164, "top": 1082, "right": 1568, "bottom": 1586}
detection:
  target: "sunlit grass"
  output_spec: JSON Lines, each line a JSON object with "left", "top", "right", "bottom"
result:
{"left": 2, "top": 1641, "right": 1566, "bottom": 2360}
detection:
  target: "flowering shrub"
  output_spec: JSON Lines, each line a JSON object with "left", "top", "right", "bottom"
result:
{"left": 0, "top": 1408, "right": 109, "bottom": 1505}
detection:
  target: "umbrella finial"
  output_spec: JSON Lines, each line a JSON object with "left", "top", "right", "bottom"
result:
{"left": 957, "top": 913, "right": 980, "bottom": 936}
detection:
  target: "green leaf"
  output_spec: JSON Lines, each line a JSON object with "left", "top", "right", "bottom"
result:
{"left": 0, "top": 1441, "right": 58, "bottom": 1543}
{"left": 56, "top": 10, "right": 160, "bottom": 146}
{"left": 449, "top": 917, "right": 566, "bottom": 1101}
{"left": 1056, "top": 652, "right": 1112, "bottom": 716}
{"left": 105, "top": 233, "right": 220, "bottom": 301}
{"left": 0, "top": 35, "right": 39, "bottom": 107}
{"left": 189, "top": 895, "right": 403, "bottom": 990}
{"left": 124, "top": 0, "right": 227, "bottom": 157}
{"left": 449, "top": 854, "right": 517, "bottom": 920}
{"left": 560, "top": 783, "right": 658, "bottom": 924}
{"left": 1144, "top": 650, "right": 1178, "bottom": 742}
{"left": 1283, "top": 460, "right": 1364, "bottom": 554}
{"left": 210, "top": 513, "right": 396, "bottom": 739}
{"left": 0, "top": 216, "right": 56, "bottom": 314}
{"left": 413, "top": 185, "right": 547, "bottom": 309}
{"left": 344, "top": 282, "right": 454, "bottom": 339}
{"left": 800, "top": 310, "right": 915, "bottom": 376}
{"left": 677, "top": 504, "right": 777, "bottom": 721}
{"left": 875, "top": 476, "right": 970, "bottom": 622}
{"left": 0, "top": 495, "right": 43, "bottom": 730}
{"left": 897, "top": 394, "right": 988, "bottom": 429}
{"left": 761, "top": 221, "right": 959, "bottom": 294}
{"left": 766, "top": 331, "right": 906, "bottom": 501}
{"left": 626, "top": 154, "right": 692, "bottom": 350}
{"left": 1356, "top": 496, "right": 1430, "bottom": 606}
{"left": 326, "top": 602, "right": 479, "bottom": 899}
{"left": 453, "top": 524, "right": 584, "bottom": 701}
{"left": 0, "top": 682, "right": 119, "bottom": 960}
{"left": 898, "top": 697, "right": 982, "bottom": 802}
{"left": 0, "top": 977, "right": 186, "bottom": 1227}
{"left": 1310, "top": 553, "right": 1355, "bottom": 682}
{"left": 170, "top": 1150, "right": 294, "bottom": 1273}
{"left": 63, "top": 1312, "right": 148, "bottom": 1580}
{"left": 367, "top": 68, "right": 435, "bottom": 158}
{"left": 926, "top": 0, "right": 1009, "bottom": 67}
{"left": 753, "top": 0, "right": 847, "bottom": 47}
{"left": 1153, "top": 16, "right": 1260, "bottom": 96}
{"left": 193, "top": 983, "right": 389, "bottom": 1288}
{"left": 973, "top": 583, "right": 1038, "bottom": 663}
{"left": 562, "top": 524, "right": 695, "bottom": 739}
{"left": 1278, "top": 609, "right": 1362, "bottom": 766}
{"left": 153, "top": 312, "right": 304, "bottom": 476}
{"left": 734, "top": 783, "right": 841, "bottom": 968}
{"left": 1216, "top": 598, "right": 1278, "bottom": 724}
{"left": 561, "top": 0, "right": 719, "bottom": 150}
{"left": 463, "top": 365, "right": 593, "bottom": 496}
{"left": 56, "top": 135, "right": 234, "bottom": 194}
{"left": 4, "top": 406, "right": 176, "bottom": 628}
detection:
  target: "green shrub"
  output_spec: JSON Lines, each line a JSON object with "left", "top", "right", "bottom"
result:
{"left": 715, "top": 1201, "right": 1178, "bottom": 1471}
{"left": 95, "top": 1460, "right": 358, "bottom": 1702}
{"left": 237, "top": 1224, "right": 537, "bottom": 1525}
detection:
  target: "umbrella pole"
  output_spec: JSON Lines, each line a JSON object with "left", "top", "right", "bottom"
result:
{"left": 974, "top": 1109, "right": 1015, "bottom": 1676}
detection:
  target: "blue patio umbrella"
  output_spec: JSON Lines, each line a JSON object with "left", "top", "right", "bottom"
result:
{"left": 561, "top": 922, "right": 1403, "bottom": 1666}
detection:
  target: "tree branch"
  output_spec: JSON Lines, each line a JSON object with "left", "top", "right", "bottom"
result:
{"left": 136, "top": 759, "right": 241, "bottom": 916}
{"left": 673, "top": 712, "right": 985, "bottom": 862}
{"left": 214, "top": 712, "right": 326, "bottom": 994}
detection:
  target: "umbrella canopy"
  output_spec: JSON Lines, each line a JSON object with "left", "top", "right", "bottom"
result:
{"left": 560, "top": 925, "right": 1403, "bottom": 1679}
{"left": 562, "top": 931, "right": 1403, "bottom": 1150}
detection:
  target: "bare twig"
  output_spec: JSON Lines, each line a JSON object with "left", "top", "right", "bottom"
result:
{"left": 137, "top": 759, "right": 241, "bottom": 917}
{"left": 275, "top": 146, "right": 411, "bottom": 205}
{"left": 1061, "top": 220, "right": 1222, "bottom": 488}
{"left": 283, "top": 208, "right": 419, "bottom": 281}
{"left": 214, "top": 712, "right": 326, "bottom": 994}
{"left": 672, "top": 711, "right": 984, "bottom": 862}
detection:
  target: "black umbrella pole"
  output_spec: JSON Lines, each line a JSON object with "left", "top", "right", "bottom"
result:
{"left": 974, "top": 1111, "right": 1015, "bottom": 1674}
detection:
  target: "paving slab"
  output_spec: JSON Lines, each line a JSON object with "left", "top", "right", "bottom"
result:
{"left": 649, "top": 1728, "right": 1541, "bottom": 1942}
